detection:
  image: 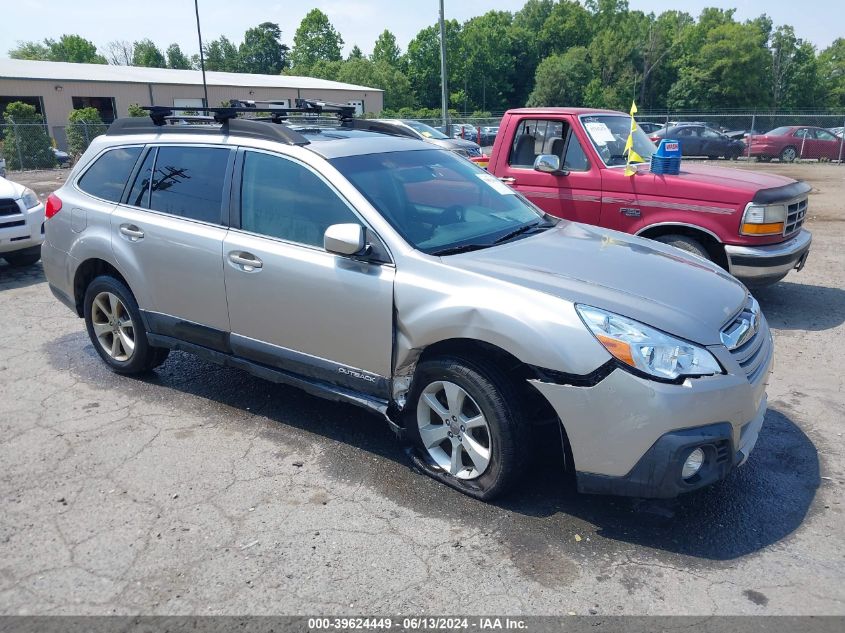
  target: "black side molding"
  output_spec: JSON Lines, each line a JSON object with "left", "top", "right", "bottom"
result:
{"left": 752, "top": 180, "right": 812, "bottom": 205}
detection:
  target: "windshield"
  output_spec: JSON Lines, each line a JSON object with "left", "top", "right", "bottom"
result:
{"left": 401, "top": 120, "right": 450, "bottom": 140}
{"left": 581, "top": 115, "right": 656, "bottom": 167}
{"left": 331, "top": 149, "right": 550, "bottom": 255}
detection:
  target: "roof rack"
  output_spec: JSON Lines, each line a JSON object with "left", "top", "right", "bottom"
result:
{"left": 339, "top": 119, "right": 419, "bottom": 139}
{"left": 143, "top": 99, "right": 356, "bottom": 125}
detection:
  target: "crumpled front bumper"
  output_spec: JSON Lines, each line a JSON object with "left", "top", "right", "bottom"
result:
{"left": 529, "top": 333, "right": 773, "bottom": 498}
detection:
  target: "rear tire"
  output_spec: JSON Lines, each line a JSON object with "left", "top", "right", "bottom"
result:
{"left": 405, "top": 356, "right": 527, "bottom": 500}
{"left": 654, "top": 234, "right": 711, "bottom": 261}
{"left": 780, "top": 146, "right": 797, "bottom": 162}
{"left": 3, "top": 248, "right": 41, "bottom": 267}
{"left": 83, "top": 275, "right": 169, "bottom": 374}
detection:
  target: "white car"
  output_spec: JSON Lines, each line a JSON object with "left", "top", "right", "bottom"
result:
{"left": 0, "top": 175, "right": 45, "bottom": 267}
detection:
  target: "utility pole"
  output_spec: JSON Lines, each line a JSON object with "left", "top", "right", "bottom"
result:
{"left": 438, "top": 0, "right": 450, "bottom": 135}
{"left": 195, "top": 0, "right": 209, "bottom": 108}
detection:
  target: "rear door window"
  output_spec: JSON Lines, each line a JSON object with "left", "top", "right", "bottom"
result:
{"left": 148, "top": 146, "right": 230, "bottom": 224}
{"left": 77, "top": 146, "right": 143, "bottom": 202}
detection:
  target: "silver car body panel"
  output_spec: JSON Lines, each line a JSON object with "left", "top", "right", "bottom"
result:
{"left": 44, "top": 126, "right": 774, "bottom": 484}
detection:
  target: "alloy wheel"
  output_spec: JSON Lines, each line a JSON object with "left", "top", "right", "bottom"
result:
{"left": 782, "top": 147, "right": 797, "bottom": 162}
{"left": 91, "top": 291, "right": 135, "bottom": 362}
{"left": 416, "top": 380, "right": 492, "bottom": 480}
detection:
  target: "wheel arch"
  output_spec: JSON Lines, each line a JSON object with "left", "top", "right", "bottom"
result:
{"left": 636, "top": 222, "right": 729, "bottom": 270}
{"left": 72, "top": 258, "right": 131, "bottom": 317}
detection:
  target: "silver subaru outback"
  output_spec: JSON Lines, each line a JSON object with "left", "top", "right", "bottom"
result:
{"left": 42, "top": 109, "right": 772, "bottom": 500}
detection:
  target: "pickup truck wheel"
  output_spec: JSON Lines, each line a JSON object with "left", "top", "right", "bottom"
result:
{"left": 780, "top": 146, "right": 797, "bottom": 162}
{"left": 406, "top": 356, "right": 526, "bottom": 500}
{"left": 654, "top": 234, "right": 711, "bottom": 261}
{"left": 3, "top": 248, "right": 41, "bottom": 267}
{"left": 83, "top": 275, "right": 169, "bottom": 374}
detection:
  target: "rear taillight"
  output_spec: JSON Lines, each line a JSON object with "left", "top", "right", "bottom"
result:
{"left": 45, "top": 193, "right": 62, "bottom": 219}
{"left": 649, "top": 136, "right": 659, "bottom": 142}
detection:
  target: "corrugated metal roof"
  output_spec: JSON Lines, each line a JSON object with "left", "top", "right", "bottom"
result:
{"left": 0, "top": 58, "right": 382, "bottom": 92}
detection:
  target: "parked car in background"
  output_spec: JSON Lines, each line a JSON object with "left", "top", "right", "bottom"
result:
{"left": 479, "top": 126, "right": 499, "bottom": 146}
{"left": 748, "top": 126, "right": 843, "bottom": 162}
{"left": 0, "top": 157, "right": 6, "bottom": 178}
{"left": 0, "top": 174, "right": 45, "bottom": 267}
{"left": 651, "top": 124, "right": 745, "bottom": 159}
{"left": 52, "top": 147, "right": 71, "bottom": 166}
{"left": 371, "top": 119, "right": 484, "bottom": 160}
{"left": 829, "top": 126, "right": 843, "bottom": 139}
{"left": 637, "top": 121, "right": 664, "bottom": 134}
{"left": 486, "top": 107, "right": 812, "bottom": 286}
{"left": 42, "top": 107, "right": 773, "bottom": 500}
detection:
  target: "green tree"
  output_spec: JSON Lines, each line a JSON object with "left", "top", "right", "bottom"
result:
{"left": 2, "top": 102, "right": 55, "bottom": 170}
{"left": 405, "top": 20, "right": 462, "bottom": 109}
{"left": 204, "top": 36, "right": 241, "bottom": 72}
{"left": 347, "top": 45, "right": 364, "bottom": 61}
{"left": 526, "top": 47, "right": 591, "bottom": 106}
{"left": 513, "top": 0, "right": 554, "bottom": 33}
{"left": 127, "top": 103, "right": 147, "bottom": 117}
{"left": 289, "top": 9, "right": 344, "bottom": 71}
{"left": 10, "top": 34, "right": 106, "bottom": 64}
{"left": 166, "top": 43, "right": 192, "bottom": 70}
{"left": 67, "top": 107, "right": 108, "bottom": 157}
{"left": 818, "top": 38, "right": 845, "bottom": 107}
{"left": 336, "top": 59, "right": 415, "bottom": 110}
{"left": 132, "top": 39, "right": 166, "bottom": 68}
{"left": 459, "top": 11, "right": 515, "bottom": 112}
{"left": 770, "top": 26, "right": 824, "bottom": 109}
{"left": 539, "top": 0, "right": 593, "bottom": 56}
{"left": 239, "top": 22, "right": 289, "bottom": 74}
{"left": 371, "top": 30, "right": 401, "bottom": 67}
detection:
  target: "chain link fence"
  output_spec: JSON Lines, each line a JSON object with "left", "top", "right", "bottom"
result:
{"left": 0, "top": 121, "right": 110, "bottom": 172}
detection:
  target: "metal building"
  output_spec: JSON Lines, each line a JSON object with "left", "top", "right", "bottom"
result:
{"left": 0, "top": 58, "right": 383, "bottom": 148}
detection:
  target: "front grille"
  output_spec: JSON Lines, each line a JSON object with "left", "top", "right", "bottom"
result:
{"left": 784, "top": 197, "right": 807, "bottom": 235}
{"left": 722, "top": 297, "right": 771, "bottom": 382}
{"left": 0, "top": 198, "right": 22, "bottom": 217}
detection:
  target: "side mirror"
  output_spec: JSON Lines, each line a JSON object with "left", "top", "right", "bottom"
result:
{"left": 324, "top": 223, "right": 366, "bottom": 256}
{"left": 533, "top": 154, "right": 568, "bottom": 175}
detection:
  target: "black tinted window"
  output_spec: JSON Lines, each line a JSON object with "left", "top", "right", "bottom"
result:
{"left": 78, "top": 147, "right": 142, "bottom": 202}
{"left": 240, "top": 151, "right": 357, "bottom": 247}
{"left": 126, "top": 148, "right": 155, "bottom": 208}
{"left": 149, "top": 146, "right": 230, "bottom": 223}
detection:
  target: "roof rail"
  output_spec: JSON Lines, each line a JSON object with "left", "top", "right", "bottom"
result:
{"left": 339, "top": 119, "right": 418, "bottom": 139}
{"left": 106, "top": 116, "right": 311, "bottom": 146}
{"left": 141, "top": 98, "right": 355, "bottom": 124}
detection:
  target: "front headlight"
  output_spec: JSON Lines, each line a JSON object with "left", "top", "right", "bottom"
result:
{"left": 21, "top": 188, "right": 40, "bottom": 210}
{"left": 740, "top": 202, "right": 786, "bottom": 235}
{"left": 576, "top": 305, "right": 722, "bottom": 380}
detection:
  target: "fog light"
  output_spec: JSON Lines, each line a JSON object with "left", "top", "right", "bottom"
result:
{"left": 682, "top": 447, "right": 705, "bottom": 480}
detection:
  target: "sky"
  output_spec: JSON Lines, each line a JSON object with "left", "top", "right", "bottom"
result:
{"left": 1, "top": 0, "right": 841, "bottom": 61}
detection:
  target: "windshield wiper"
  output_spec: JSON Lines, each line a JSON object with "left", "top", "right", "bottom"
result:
{"left": 431, "top": 243, "right": 492, "bottom": 256}
{"left": 492, "top": 221, "right": 550, "bottom": 245}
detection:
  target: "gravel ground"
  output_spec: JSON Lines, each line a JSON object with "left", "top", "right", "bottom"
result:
{"left": 0, "top": 163, "right": 843, "bottom": 615}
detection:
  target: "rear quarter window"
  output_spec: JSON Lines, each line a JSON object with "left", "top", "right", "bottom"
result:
{"left": 77, "top": 147, "right": 143, "bottom": 202}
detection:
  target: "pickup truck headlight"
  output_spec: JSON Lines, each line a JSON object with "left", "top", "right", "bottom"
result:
{"left": 21, "top": 188, "right": 40, "bottom": 210}
{"left": 740, "top": 203, "right": 786, "bottom": 236}
{"left": 576, "top": 305, "right": 722, "bottom": 380}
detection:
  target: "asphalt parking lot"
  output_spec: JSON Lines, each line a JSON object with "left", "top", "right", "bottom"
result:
{"left": 1, "top": 163, "right": 843, "bottom": 616}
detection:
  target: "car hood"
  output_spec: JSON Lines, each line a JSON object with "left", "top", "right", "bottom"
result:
{"left": 605, "top": 162, "right": 798, "bottom": 205}
{"left": 427, "top": 137, "right": 481, "bottom": 151}
{"left": 0, "top": 176, "right": 24, "bottom": 199}
{"left": 445, "top": 222, "right": 748, "bottom": 345}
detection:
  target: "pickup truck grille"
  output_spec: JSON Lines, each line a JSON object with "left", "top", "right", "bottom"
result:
{"left": 722, "top": 297, "right": 771, "bottom": 382}
{"left": 0, "top": 198, "right": 22, "bottom": 217}
{"left": 784, "top": 198, "right": 807, "bottom": 236}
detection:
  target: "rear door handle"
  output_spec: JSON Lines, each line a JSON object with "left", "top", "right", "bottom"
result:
{"left": 498, "top": 177, "right": 516, "bottom": 185}
{"left": 228, "top": 251, "right": 263, "bottom": 272}
{"left": 119, "top": 224, "right": 144, "bottom": 241}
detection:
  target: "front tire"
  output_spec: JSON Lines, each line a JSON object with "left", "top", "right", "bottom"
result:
{"left": 406, "top": 356, "right": 527, "bottom": 500}
{"left": 83, "top": 275, "right": 168, "bottom": 374}
{"left": 654, "top": 234, "right": 711, "bottom": 260}
{"left": 3, "top": 247, "right": 41, "bottom": 267}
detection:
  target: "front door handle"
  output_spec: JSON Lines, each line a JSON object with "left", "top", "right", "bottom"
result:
{"left": 119, "top": 224, "right": 144, "bottom": 241}
{"left": 498, "top": 177, "right": 516, "bottom": 185}
{"left": 228, "top": 251, "right": 263, "bottom": 272}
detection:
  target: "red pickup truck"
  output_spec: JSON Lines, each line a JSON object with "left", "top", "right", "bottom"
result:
{"left": 486, "top": 108, "right": 812, "bottom": 286}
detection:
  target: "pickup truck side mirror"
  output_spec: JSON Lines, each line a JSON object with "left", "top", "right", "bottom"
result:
{"left": 324, "top": 223, "right": 366, "bottom": 256}
{"left": 533, "top": 154, "right": 569, "bottom": 176}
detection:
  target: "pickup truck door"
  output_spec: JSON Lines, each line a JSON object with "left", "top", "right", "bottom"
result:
{"left": 491, "top": 116, "right": 602, "bottom": 225}
{"left": 222, "top": 149, "right": 395, "bottom": 399}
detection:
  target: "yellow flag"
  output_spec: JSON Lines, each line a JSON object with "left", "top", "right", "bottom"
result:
{"left": 625, "top": 101, "right": 641, "bottom": 176}
{"left": 629, "top": 149, "right": 645, "bottom": 163}
{"left": 630, "top": 101, "right": 638, "bottom": 117}
{"left": 624, "top": 165, "right": 637, "bottom": 177}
